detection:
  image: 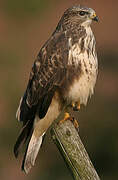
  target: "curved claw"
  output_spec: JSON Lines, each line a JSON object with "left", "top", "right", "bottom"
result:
{"left": 59, "top": 112, "right": 70, "bottom": 124}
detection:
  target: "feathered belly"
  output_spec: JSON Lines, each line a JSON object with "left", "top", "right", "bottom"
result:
{"left": 67, "top": 71, "right": 97, "bottom": 105}
{"left": 65, "top": 39, "right": 98, "bottom": 106}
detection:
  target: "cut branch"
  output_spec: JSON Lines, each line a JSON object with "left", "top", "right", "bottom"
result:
{"left": 50, "top": 108, "right": 100, "bottom": 180}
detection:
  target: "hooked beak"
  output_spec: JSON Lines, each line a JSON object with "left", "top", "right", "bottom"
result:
{"left": 91, "top": 13, "right": 99, "bottom": 22}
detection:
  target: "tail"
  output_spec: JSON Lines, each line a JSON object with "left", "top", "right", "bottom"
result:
{"left": 14, "top": 119, "right": 45, "bottom": 174}
{"left": 14, "top": 94, "right": 47, "bottom": 173}
{"left": 22, "top": 132, "right": 45, "bottom": 174}
{"left": 14, "top": 120, "right": 33, "bottom": 158}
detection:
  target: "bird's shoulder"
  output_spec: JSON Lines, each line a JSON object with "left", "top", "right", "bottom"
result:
{"left": 29, "top": 30, "right": 69, "bottom": 85}
{"left": 38, "top": 30, "right": 69, "bottom": 64}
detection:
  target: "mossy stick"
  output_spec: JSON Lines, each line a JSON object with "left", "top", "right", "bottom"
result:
{"left": 51, "top": 109, "right": 100, "bottom": 180}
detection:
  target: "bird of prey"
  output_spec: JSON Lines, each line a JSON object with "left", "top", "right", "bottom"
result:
{"left": 14, "top": 5, "right": 98, "bottom": 173}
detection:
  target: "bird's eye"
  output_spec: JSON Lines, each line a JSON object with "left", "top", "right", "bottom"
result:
{"left": 79, "top": 11, "right": 86, "bottom": 16}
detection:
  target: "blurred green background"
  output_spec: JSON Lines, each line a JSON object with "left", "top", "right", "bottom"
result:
{"left": 0, "top": 0, "right": 118, "bottom": 179}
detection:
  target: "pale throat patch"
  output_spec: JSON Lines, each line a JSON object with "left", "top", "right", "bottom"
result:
{"left": 81, "top": 19, "right": 92, "bottom": 27}
{"left": 68, "top": 25, "right": 95, "bottom": 65}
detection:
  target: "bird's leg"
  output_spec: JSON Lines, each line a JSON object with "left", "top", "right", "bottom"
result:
{"left": 72, "top": 101, "right": 81, "bottom": 111}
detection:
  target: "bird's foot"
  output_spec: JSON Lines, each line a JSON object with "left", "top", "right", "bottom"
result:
{"left": 72, "top": 101, "right": 81, "bottom": 111}
{"left": 70, "top": 118, "right": 79, "bottom": 130}
{"left": 59, "top": 112, "right": 79, "bottom": 131}
{"left": 59, "top": 112, "right": 70, "bottom": 124}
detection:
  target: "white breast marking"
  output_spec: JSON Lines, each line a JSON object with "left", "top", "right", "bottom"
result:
{"left": 67, "top": 29, "right": 98, "bottom": 105}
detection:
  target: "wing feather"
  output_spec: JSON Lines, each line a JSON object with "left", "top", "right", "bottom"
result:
{"left": 19, "top": 31, "right": 68, "bottom": 122}
{"left": 14, "top": 30, "right": 69, "bottom": 157}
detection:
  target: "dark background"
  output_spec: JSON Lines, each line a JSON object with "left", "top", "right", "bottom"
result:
{"left": 0, "top": 0, "right": 118, "bottom": 179}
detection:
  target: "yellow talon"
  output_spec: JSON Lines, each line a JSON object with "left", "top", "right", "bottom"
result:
{"left": 72, "top": 101, "right": 81, "bottom": 111}
{"left": 59, "top": 112, "right": 79, "bottom": 130}
{"left": 73, "top": 119, "right": 79, "bottom": 129}
{"left": 72, "top": 102, "right": 75, "bottom": 108}
{"left": 77, "top": 102, "right": 80, "bottom": 110}
{"left": 64, "top": 112, "right": 70, "bottom": 120}
{"left": 59, "top": 112, "right": 70, "bottom": 124}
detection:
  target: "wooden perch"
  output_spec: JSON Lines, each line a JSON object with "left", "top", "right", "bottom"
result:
{"left": 50, "top": 108, "right": 100, "bottom": 180}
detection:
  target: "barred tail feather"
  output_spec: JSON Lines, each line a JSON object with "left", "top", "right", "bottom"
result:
{"left": 22, "top": 133, "right": 45, "bottom": 174}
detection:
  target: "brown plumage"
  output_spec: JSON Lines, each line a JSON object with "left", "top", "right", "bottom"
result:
{"left": 14, "top": 5, "right": 98, "bottom": 173}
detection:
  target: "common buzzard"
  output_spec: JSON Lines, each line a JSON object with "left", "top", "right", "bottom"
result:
{"left": 14, "top": 5, "right": 98, "bottom": 173}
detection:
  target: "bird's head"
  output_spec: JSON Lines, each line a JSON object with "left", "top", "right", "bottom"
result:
{"left": 61, "top": 5, "right": 98, "bottom": 29}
